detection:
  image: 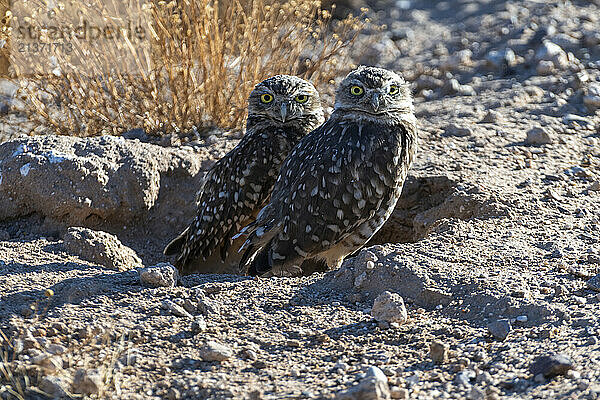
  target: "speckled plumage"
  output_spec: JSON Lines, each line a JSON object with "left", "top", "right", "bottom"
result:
{"left": 164, "top": 75, "right": 324, "bottom": 275}
{"left": 238, "top": 67, "right": 418, "bottom": 276}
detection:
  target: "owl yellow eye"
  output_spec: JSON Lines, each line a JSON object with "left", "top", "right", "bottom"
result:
{"left": 350, "top": 85, "right": 364, "bottom": 96}
{"left": 295, "top": 94, "right": 309, "bottom": 103}
{"left": 389, "top": 85, "right": 399, "bottom": 95}
{"left": 260, "top": 93, "right": 274, "bottom": 104}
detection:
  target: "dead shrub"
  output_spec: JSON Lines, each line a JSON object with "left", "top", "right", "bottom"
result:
{"left": 3, "top": 0, "right": 367, "bottom": 137}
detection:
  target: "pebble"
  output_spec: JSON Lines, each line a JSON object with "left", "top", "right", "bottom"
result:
{"left": 139, "top": 263, "right": 179, "bottom": 288}
{"left": 467, "top": 387, "right": 485, "bottom": 400}
{"left": 162, "top": 300, "right": 192, "bottom": 318}
{"left": 588, "top": 181, "right": 600, "bottom": 192}
{"left": 587, "top": 274, "right": 600, "bottom": 292}
{"left": 73, "top": 368, "right": 103, "bottom": 394}
{"left": 583, "top": 83, "right": 600, "bottom": 112}
{"left": 481, "top": 110, "right": 502, "bottom": 123}
{"left": 516, "top": 315, "right": 528, "bottom": 323}
{"left": 390, "top": 386, "right": 408, "bottom": 399}
{"left": 334, "top": 366, "right": 390, "bottom": 400}
{"left": 371, "top": 291, "right": 408, "bottom": 325}
{"left": 46, "top": 343, "right": 67, "bottom": 355}
{"left": 563, "top": 114, "right": 595, "bottom": 130}
{"left": 32, "top": 353, "right": 63, "bottom": 373}
{"left": 573, "top": 296, "right": 586, "bottom": 305}
{"left": 526, "top": 127, "right": 553, "bottom": 145}
{"left": 530, "top": 354, "right": 574, "bottom": 377}
{"left": 567, "top": 370, "right": 581, "bottom": 380}
{"left": 485, "top": 48, "right": 516, "bottom": 71}
{"left": 429, "top": 340, "right": 449, "bottom": 364}
{"left": 535, "top": 41, "right": 569, "bottom": 70}
{"left": 199, "top": 341, "right": 233, "bottom": 362}
{"left": 487, "top": 319, "right": 512, "bottom": 341}
{"left": 38, "top": 376, "right": 69, "bottom": 398}
{"left": 191, "top": 315, "right": 207, "bottom": 333}
{"left": 444, "top": 124, "right": 473, "bottom": 137}
{"left": 443, "top": 79, "right": 476, "bottom": 96}
{"left": 456, "top": 369, "right": 476, "bottom": 386}
{"left": 415, "top": 75, "right": 444, "bottom": 91}
{"left": 537, "top": 60, "right": 555, "bottom": 76}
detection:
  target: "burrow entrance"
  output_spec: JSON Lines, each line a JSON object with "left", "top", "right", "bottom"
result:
{"left": 370, "top": 175, "right": 505, "bottom": 245}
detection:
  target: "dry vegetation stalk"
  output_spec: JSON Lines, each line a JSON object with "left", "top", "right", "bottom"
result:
{"left": 3, "top": 0, "right": 367, "bottom": 137}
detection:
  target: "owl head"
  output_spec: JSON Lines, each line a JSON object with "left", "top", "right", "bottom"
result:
{"left": 248, "top": 75, "right": 324, "bottom": 130}
{"left": 334, "top": 66, "right": 413, "bottom": 120}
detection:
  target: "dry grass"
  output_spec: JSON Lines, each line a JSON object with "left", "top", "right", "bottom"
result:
{"left": 3, "top": 0, "right": 367, "bottom": 137}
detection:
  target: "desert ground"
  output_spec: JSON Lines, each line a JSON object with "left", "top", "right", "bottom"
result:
{"left": 1, "top": 0, "right": 600, "bottom": 399}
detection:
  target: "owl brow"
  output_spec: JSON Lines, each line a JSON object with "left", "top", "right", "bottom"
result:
{"left": 347, "top": 79, "right": 364, "bottom": 86}
{"left": 255, "top": 88, "right": 275, "bottom": 96}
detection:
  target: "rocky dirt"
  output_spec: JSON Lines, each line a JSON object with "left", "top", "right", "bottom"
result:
{"left": 1, "top": 0, "right": 600, "bottom": 399}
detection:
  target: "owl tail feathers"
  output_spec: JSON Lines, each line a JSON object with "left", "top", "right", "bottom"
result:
{"left": 237, "top": 221, "right": 280, "bottom": 275}
{"left": 246, "top": 246, "right": 272, "bottom": 276}
{"left": 163, "top": 228, "right": 188, "bottom": 256}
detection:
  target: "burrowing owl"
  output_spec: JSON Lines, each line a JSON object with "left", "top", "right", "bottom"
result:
{"left": 164, "top": 75, "right": 324, "bottom": 275}
{"left": 237, "top": 66, "right": 418, "bottom": 276}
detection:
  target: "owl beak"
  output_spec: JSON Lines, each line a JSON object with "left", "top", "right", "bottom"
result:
{"left": 370, "top": 93, "right": 380, "bottom": 112}
{"left": 280, "top": 103, "right": 288, "bottom": 123}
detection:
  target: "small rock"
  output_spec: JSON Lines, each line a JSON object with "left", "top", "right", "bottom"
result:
{"left": 530, "top": 354, "right": 574, "bottom": 377}
{"left": 442, "top": 79, "right": 475, "bottom": 96}
{"left": 46, "top": 344, "right": 67, "bottom": 355}
{"left": 567, "top": 370, "right": 581, "bottom": 380}
{"left": 467, "top": 387, "right": 485, "bottom": 400}
{"left": 414, "top": 75, "right": 444, "bottom": 91}
{"left": 335, "top": 366, "right": 391, "bottom": 400}
{"left": 429, "top": 340, "right": 449, "bottom": 364}
{"left": 456, "top": 370, "right": 476, "bottom": 386}
{"left": 444, "top": 124, "right": 473, "bottom": 137}
{"left": 191, "top": 315, "right": 207, "bottom": 333}
{"left": 39, "top": 376, "right": 70, "bottom": 398}
{"left": 537, "top": 60, "right": 556, "bottom": 76}
{"left": 166, "top": 387, "right": 181, "bottom": 400}
{"left": 563, "top": 114, "right": 595, "bottom": 130}
{"left": 487, "top": 319, "right": 512, "bottom": 341}
{"left": 476, "top": 371, "right": 493, "bottom": 385}
{"left": 516, "top": 315, "right": 528, "bottom": 323}
{"left": 584, "top": 30, "right": 600, "bottom": 48}
{"left": 485, "top": 48, "right": 516, "bottom": 71}
{"left": 588, "top": 274, "right": 600, "bottom": 292}
{"left": 584, "top": 83, "right": 600, "bottom": 112}
{"left": 390, "top": 387, "right": 408, "bottom": 399}
{"left": 588, "top": 181, "right": 600, "bottom": 192}
{"left": 440, "top": 49, "right": 473, "bottom": 71}
{"left": 371, "top": 291, "right": 408, "bottom": 325}
{"left": 73, "top": 368, "right": 103, "bottom": 394}
{"left": 118, "top": 348, "right": 140, "bottom": 367}
{"left": 199, "top": 341, "right": 233, "bottom": 362}
{"left": 481, "top": 110, "right": 502, "bottom": 123}
{"left": 63, "top": 227, "right": 143, "bottom": 271}
{"left": 139, "top": 263, "right": 179, "bottom": 288}
{"left": 536, "top": 41, "right": 569, "bottom": 70}
{"left": 162, "top": 299, "right": 192, "bottom": 318}
{"left": 32, "top": 354, "right": 63, "bottom": 372}
{"left": 526, "top": 127, "right": 553, "bottom": 145}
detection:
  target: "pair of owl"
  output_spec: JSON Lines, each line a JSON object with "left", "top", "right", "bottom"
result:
{"left": 164, "top": 66, "right": 418, "bottom": 277}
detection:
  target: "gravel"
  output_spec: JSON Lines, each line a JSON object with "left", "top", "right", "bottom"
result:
{"left": 2, "top": 0, "right": 600, "bottom": 399}
{"left": 139, "top": 263, "right": 179, "bottom": 288}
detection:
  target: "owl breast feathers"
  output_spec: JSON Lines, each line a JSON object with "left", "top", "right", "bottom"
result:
{"left": 238, "top": 66, "right": 418, "bottom": 277}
